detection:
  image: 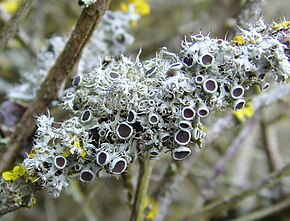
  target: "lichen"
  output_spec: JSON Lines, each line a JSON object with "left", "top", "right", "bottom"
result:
{"left": 22, "top": 20, "right": 290, "bottom": 198}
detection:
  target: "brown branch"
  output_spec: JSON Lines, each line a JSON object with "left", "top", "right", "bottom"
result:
{"left": 0, "top": 0, "right": 33, "bottom": 51}
{"left": 0, "top": 0, "right": 112, "bottom": 174}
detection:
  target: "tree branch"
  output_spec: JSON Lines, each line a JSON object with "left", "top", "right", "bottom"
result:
{"left": 0, "top": 177, "right": 41, "bottom": 216}
{"left": 0, "top": 0, "right": 111, "bottom": 173}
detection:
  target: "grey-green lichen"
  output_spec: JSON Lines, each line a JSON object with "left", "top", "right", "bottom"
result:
{"left": 22, "top": 20, "right": 290, "bottom": 198}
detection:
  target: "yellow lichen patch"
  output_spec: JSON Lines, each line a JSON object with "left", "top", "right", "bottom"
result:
{"left": 120, "top": 0, "right": 150, "bottom": 16}
{"left": 61, "top": 147, "right": 71, "bottom": 157}
{"left": 27, "top": 194, "right": 36, "bottom": 208}
{"left": 272, "top": 21, "right": 290, "bottom": 30}
{"left": 231, "top": 35, "right": 246, "bottom": 46}
{"left": 0, "top": 0, "right": 20, "bottom": 14}
{"left": 232, "top": 103, "right": 254, "bottom": 123}
{"left": 145, "top": 198, "right": 158, "bottom": 220}
{"left": 25, "top": 174, "right": 39, "bottom": 183}
{"left": 27, "top": 148, "right": 38, "bottom": 159}
{"left": 2, "top": 164, "right": 26, "bottom": 181}
{"left": 70, "top": 136, "right": 87, "bottom": 157}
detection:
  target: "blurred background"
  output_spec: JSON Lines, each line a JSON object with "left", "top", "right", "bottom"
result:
{"left": 1, "top": 0, "right": 290, "bottom": 220}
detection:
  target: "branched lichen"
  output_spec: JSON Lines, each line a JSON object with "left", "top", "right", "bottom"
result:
{"left": 19, "top": 20, "right": 290, "bottom": 198}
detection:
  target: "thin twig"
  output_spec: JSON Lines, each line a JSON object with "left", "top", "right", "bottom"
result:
{"left": 0, "top": 16, "right": 37, "bottom": 56}
{"left": 130, "top": 154, "right": 154, "bottom": 221}
{"left": 122, "top": 167, "right": 135, "bottom": 205}
{"left": 0, "top": 0, "right": 33, "bottom": 51}
{"left": 228, "top": 195, "right": 290, "bottom": 221}
{"left": 202, "top": 115, "right": 258, "bottom": 195}
{"left": 0, "top": 0, "right": 112, "bottom": 173}
{"left": 261, "top": 114, "right": 284, "bottom": 172}
{"left": 184, "top": 162, "right": 290, "bottom": 220}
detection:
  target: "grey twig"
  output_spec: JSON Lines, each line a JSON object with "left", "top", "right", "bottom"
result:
{"left": 184, "top": 161, "right": 290, "bottom": 220}
{"left": 202, "top": 115, "right": 258, "bottom": 195}
{"left": 228, "top": 195, "right": 290, "bottom": 221}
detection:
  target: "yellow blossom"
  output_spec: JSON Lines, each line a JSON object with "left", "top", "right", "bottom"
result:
{"left": 120, "top": 0, "right": 150, "bottom": 16}
{"left": 0, "top": 0, "right": 20, "bottom": 14}
{"left": 145, "top": 198, "right": 158, "bottom": 220}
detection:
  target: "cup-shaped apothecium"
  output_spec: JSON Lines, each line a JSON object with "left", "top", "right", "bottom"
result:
{"left": 172, "top": 146, "right": 191, "bottom": 160}
{"left": 54, "top": 156, "right": 67, "bottom": 169}
{"left": 109, "top": 157, "right": 127, "bottom": 174}
{"left": 116, "top": 122, "right": 133, "bottom": 140}
{"left": 80, "top": 169, "right": 95, "bottom": 182}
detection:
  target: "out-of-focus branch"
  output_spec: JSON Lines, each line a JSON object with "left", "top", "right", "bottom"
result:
{"left": 236, "top": 0, "right": 268, "bottom": 28}
{"left": 122, "top": 167, "right": 135, "bottom": 205}
{"left": 202, "top": 115, "right": 258, "bottom": 195}
{"left": 0, "top": 0, "right": 112, "bottom": 173}
{"left": 229, "top": 195, "right": 290, "bottom": 221}
{"left": 184, "top": 161, "right": 290, "bottom": 220}
{"left": 0, "top": 16, "right": 37, "bottom": 56}
{"left": 0, "top": 0, "right": 33, "bottom": 51}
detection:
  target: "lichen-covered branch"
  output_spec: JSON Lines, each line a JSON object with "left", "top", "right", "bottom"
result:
{"left": 0, "top": 0, "right": 33, "bottom": 51}
{"left": 8, "top": 19, "right": 288, "bottom": 201}
{"left": 0, "top": 177, "right": 41, "bottom": 217}
{"left": 0, "top": 0, "right": 112, "bottom": 173}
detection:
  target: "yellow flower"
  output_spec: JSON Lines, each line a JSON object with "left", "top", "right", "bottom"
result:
{"left": 0, "top": 0, "right": 20, "bottom": 14}
{"left": 2, "top": 164, "right": 26, "bottom": 181}
{"left": 232, "top": 103, "right": 254, "bottom": 123}
{"left": 145, "top": 198, "right": 158, "bottom": 220}
{"left": 231, "top": 35, "right": 246, "bottom": 45}
{"left": 120, "top": 0, "right": 150, "bottom": 16}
